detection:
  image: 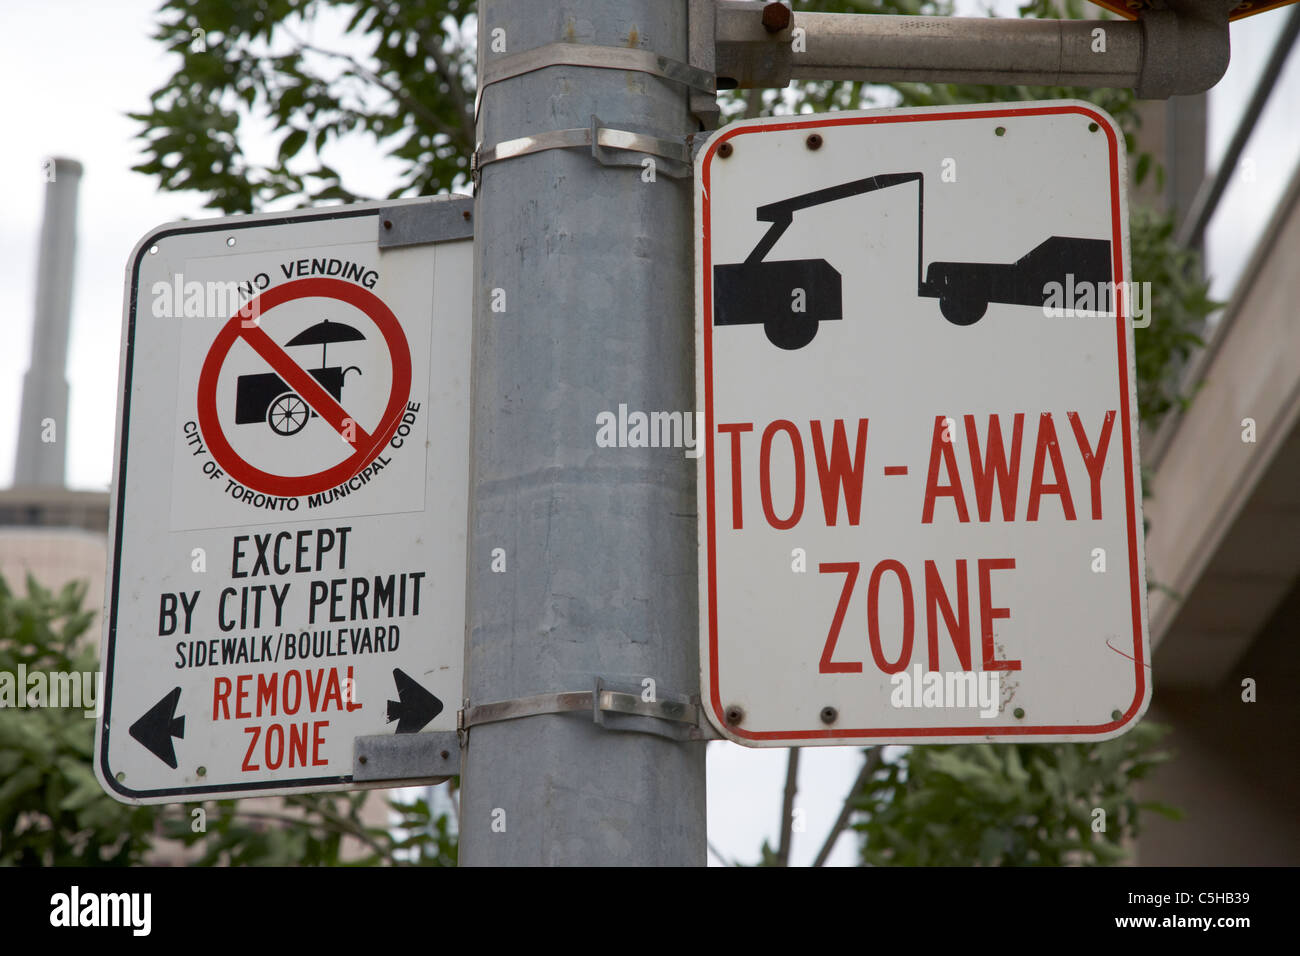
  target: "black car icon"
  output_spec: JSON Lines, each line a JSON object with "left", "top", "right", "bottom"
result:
{"left": 921, "top": 236, "right": 1113, "bottom": 327}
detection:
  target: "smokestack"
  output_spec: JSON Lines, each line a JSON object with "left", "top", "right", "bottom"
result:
{"left": 14, "top": 157, "right": 82, "bottom": 488}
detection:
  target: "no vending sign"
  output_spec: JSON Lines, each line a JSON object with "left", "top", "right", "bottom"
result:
{"left": 193, "top": 276, "right": 413, "bottom": 503}
{"left": 96, "top": 198, "right": 471, "bottom": 803}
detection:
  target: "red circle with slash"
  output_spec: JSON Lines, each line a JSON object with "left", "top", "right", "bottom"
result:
{"left": 197, "top": 277, "right": 412, "bottom": 497}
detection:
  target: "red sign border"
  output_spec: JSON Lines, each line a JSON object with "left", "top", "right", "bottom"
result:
{"left": 197, "top": 277, "right": 412, "bottom": 498}
{"left": 699, "top": 103, "right": 1148, "bottom": 742}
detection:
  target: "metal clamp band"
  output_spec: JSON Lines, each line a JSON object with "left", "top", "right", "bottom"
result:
{"left": 477, "top": 41, "right": 716, "bottom": 118}
{"left": 458, "top": 677, "right": 718, "bottom": 742}
{"left": 473, "top": 115, "right": 692, "bottom": 182}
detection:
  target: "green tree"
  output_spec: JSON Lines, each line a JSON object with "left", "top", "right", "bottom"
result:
{"left": 0, "top": 574, "right": 456, "bottom": 866}
{"left": 132, "top": 0, "right": 475, "bottom": 213}
{"left": 126, "top": 0, "right": 1210, "bottom": 866}
{"left": 852, "top": 728, "right": 1179, "bottom": 866}
{"left": 0, "top": 576, "right": 154, "bottom": 865}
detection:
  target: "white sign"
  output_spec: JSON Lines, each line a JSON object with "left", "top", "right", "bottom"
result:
{"left": 96, "top": 198, "right": 472, "bottom": 803}
{"left": 695, "top": 102, "right": 1150, "bottom": 746}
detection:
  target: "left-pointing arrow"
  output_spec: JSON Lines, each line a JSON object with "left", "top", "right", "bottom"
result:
{"left": 129, "top": 687, "right": 186, "bottom": 769}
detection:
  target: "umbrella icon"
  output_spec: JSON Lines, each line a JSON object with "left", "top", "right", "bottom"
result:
{"left": 285, "top": 317, "right": 366, "bottom": 367}
{"left": 233, "top": 318, "right": 367, "bottom": 436}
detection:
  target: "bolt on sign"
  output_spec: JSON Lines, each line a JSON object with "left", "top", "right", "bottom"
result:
{"left": 96, "top": 197, "right": 471, "bottom": 803}
{"left": 695, "top": 102, "right": 1150, "bottom": 746}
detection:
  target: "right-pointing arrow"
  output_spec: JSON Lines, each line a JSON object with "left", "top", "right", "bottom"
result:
{"left": 386, "top": 669, "right": 443, "bottom": 734}
{"left": 129, "top": 687, "right": 185, "bottom": 769}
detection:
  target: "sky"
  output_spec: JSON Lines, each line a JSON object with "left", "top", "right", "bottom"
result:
{"left": 1, "top": 0, "right": 1293, "bottom": 867}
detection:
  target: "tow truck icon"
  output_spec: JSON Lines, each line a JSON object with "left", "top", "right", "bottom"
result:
{"left": 713, "top": 172, "right": 1112, "bottom": 350}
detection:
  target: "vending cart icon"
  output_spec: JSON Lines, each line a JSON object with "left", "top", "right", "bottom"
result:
{"left": 234, "top": 319, "right": 364, "bottom": 436}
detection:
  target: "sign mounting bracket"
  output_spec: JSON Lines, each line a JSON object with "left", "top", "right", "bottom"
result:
{"left": 353, "top": 731, "right": 462, "bottom": 783}
{"left": 377, "top": 195, "right": 474, "bottom": 248}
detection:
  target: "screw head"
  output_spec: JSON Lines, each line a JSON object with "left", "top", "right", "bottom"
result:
{"left": 761, "top": 2, "right": 792, "bottom": 33}
{"left": 462, "top": 210, "right": 472, "bottom": 221}
{"left": 724, "top": 704, "right": 744, "bottom": 725}
{"left": 440, "top": 750, "right": 451, "bottom": 760}
{"left": 1111, "top": 709, "right": 1123, "bottom": 721}
{"left": 806, "top": 133, "right": 823, "bottom": 151}
{"left": 382, "top": 219, "right": 393, "bottom": 229}
{"left": 718, "top": 141, "right": 734, "bottom": 159}
{"left": 1013, "top": 707, "right": 1025, "bottom": 719}
{"left": 359, "top": 755, "right": 368, "bottom": 764}
{"left": 819, "top": 706, "right": 838, "bottom": 724}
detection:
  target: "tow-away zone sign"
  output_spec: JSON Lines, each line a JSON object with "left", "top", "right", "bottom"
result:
{"left": 696, "top": 102, "right": 1150, "bottom": 746}
{"left": 96, "top": 197, "right": 471, "bottom": 803}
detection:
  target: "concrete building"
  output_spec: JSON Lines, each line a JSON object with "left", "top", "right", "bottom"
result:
{"left": 1133, "top": 11, "right": 1300, "bottom": 865}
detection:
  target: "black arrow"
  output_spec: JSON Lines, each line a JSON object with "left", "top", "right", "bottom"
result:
{"left": 386, "top": 669, "right": 443, "bottom": 734}
{"left": 129, "top": 687, "right": 185, "bottom": 769}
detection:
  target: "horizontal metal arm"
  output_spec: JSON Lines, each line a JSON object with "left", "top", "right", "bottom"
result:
{"left": 715, "top": 1, "right": 1234, "bottom": 99}
{"left": 791, "top": 14, "right": 1143, "bottom": 88}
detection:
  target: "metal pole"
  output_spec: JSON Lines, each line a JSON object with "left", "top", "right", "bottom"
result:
{"left": 714, "top": 1, "right": 1234, "bottom": 99}
{"left": 775, "top": 747, "right": 800, "bottom": 867}
{"left": 15, "top": 157, "right": 82, "bottom": 488}
{"left": 460, "top": 1, "right": 707, "bottom": 865}
{"left": 789, "top": 14, "right": 1144, "bottom": 89}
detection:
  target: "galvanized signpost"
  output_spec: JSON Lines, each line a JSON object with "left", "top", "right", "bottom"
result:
{"left": 97, "top": 0, "right": 1285, "bottom": 863}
